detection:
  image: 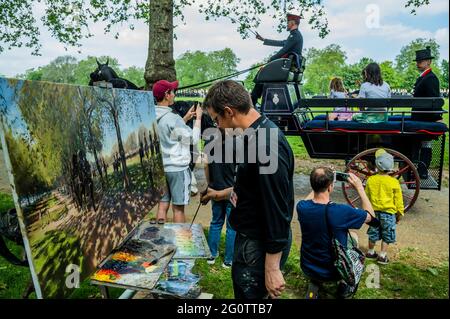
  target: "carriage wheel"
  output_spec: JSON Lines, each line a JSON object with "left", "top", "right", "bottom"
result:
{"left": 342, "top": 148, "right": 420, "bottom": 212}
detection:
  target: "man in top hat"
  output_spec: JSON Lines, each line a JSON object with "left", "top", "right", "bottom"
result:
{"left": 413, "top": 46, "right": 440, "bottom": 100}
{"left": 250, "top": 13, "right": 303, "bottom": 106}
{"left": 412, "top": 46, "right": 441, "bottom": 179}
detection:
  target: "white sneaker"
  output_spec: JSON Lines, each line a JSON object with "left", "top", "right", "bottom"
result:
{"left": 206, "top": 257, "right": 216, "bottom": 265}
{"left": 222, "top": 262, "right": 232, "bottom": 269}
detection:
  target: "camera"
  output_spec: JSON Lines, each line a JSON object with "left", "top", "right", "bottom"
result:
{"left": 335, "top": 171, "right": 350, "bottom": 182}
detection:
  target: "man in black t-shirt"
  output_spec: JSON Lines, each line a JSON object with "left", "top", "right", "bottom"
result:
{"left": 201, "top": 80, "right": 294, "bottom": 299}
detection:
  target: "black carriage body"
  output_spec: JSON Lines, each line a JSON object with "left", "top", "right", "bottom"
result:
{"left": 260, "top": 87, "right": 448, "bottom": 191}
{"left": 300, "top": 129, "right": 446, "bottom": 190}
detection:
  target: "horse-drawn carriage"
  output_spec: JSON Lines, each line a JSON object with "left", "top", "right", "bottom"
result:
{"left": 256, "top": 55, "right": 448, "bottom": 211}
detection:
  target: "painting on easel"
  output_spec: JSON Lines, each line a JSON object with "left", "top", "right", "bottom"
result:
{"left": 0, "top": 77, "right": 165, "bottom": 298}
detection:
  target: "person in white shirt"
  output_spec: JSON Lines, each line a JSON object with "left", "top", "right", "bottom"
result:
{"left": 353, "top": 63, "right": 391, "bottom": 123}
{"left": 153, "top": 80, "right": 203, "bottom": 223}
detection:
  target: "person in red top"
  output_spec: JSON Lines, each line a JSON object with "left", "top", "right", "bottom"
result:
{"left": 413, "top": 46, "right": 440, "bottom": 99}
{"left": 412, "top": 46, "right": 442, "bottom": 178}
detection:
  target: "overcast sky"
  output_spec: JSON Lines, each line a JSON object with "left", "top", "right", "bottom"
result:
{"left": 0, "top": 0, "right": 448, "bottom": 78}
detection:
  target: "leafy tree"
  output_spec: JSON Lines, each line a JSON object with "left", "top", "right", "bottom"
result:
{"left": 19, "top": 56, "right": 78, "bottom": 84}
{"left": 339, "top": 64, "right": 362, "bottom": 93}
{"left": 175, "top": 48, "right": 240, "bottom": 86}
{"left": 303, "top": 44, "right": 347, "bottom": 96}
{"left": 395, "top": 38, "right": 440, "bottom": 71}
{"left": 0, "top": 1, "right": 433, "bottom": 86}
{"left": 20, "top": 68, "right": 44, "bottom": 81}
{"left": 380, "top": 61, "right": 402, "bottom": 89}
{"left": 441, "top": 59, "right": 448, "bottom": 90}
{"left": 121, "top": 66, "right": 146, "bottom": 88}
{"left": 395, "top": 38, "right": 443, "bottom": 89}
{"left": 19, "top": 55, "right": 122, "bottom": 86}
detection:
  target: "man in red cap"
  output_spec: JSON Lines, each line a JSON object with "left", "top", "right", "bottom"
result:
{"left": 153, "top": 79, "right": 203, "bottom": 223}
{"left": 251, "top": 13, "right": 303, "bottom": 106}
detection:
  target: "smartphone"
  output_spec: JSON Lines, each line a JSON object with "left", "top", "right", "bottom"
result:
{"left": 335, "top": 171, "right": 350, "bottom": 182}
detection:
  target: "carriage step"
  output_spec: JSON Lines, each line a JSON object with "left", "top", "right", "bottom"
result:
{"left": 408, "top": 175, "right": 439, "bottom": 190}
{"left": 419, "top": 175, "right": 439, "bottom": 189}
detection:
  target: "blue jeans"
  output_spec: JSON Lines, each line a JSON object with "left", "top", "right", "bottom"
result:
{"left": 207, "top": 200, "right": 236, "bottom": 264}
{"left": 367, "top": 211, "right": 396, "bottom": 244}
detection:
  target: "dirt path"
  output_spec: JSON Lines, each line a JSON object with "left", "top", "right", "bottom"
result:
{"left": 183, "top": 170, "right": 449, "bottom": 263}
{"left": 2, "top": 150, "right": 448, "bottom": 262}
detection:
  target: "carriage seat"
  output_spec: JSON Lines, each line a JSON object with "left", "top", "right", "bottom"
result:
{"left": 304, "top": 116, "right": 448, "bottom": 134}
{"left": 256, "top": 53, "right": 305, "bottom": 83}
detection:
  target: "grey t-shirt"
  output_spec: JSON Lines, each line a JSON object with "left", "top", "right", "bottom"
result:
{"left": 329, "top": 90, "right": 347, "bottom": 99}
{"left": 358, "top": 82, "right": 391, "bottom": 99}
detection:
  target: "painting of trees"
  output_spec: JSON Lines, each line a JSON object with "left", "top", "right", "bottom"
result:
{"left": 0, "top": 77, "right": 164, "bottom": 298}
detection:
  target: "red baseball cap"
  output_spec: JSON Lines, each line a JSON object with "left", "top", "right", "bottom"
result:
{"left": 152, "top": 80, "right": 179, "bottom": 101}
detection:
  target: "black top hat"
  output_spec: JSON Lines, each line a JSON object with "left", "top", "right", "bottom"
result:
{"left": 414, "top": 46, "right": 434, "bottom": 61}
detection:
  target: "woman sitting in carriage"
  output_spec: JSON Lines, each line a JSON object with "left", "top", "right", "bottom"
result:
{"left": 352, "top": 62, "right": 391, "bottom": 123}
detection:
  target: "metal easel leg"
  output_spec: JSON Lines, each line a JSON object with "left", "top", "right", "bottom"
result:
{"left": 99, "top": 285, "right": 110, "bottom": 299}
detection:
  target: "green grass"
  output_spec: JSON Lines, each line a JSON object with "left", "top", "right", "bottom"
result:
{"left": 286, "top": 136, "right": 309, "bottom": 159}
{"left": 190, "top": 231, "right": 449, "bottom": 299}
{"left": 0, "top": 193, "right": 14, "bottom": 214}
{"left": 1, "top": 192, "right": 448, "bottom": 299}
{"left": 282, "top": 244, "right": 448, "bottom": 299}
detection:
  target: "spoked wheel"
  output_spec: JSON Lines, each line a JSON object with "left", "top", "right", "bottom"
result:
{"left": 342, "top": 148, "right": 420, "bottom": 212}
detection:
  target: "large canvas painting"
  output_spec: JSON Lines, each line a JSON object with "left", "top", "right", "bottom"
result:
{"left": 0, "top": 78, "right": 165, "bottom": 298}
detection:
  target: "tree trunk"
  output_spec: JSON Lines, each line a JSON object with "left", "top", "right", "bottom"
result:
{"left": 144, "top": 0, "right": 176, "bottom": 88}
{"left": 87, "top": 120, "right": 104, "bottom": 186}
{"left": 112, "top": 110, "right": 131, "bottom": 190}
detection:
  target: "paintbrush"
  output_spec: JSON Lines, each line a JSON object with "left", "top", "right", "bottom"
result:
{"left": 148, "top": 247, "right": 176, "bottom": 266}
{"left": 189, "top": 201, "right": 202, "bottom": 230}
{"left": 189, "top": 188, "right": 208, "bottom": 229}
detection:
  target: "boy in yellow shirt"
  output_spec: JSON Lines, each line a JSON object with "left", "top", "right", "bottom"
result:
{"left": 365, "top": 149, "right": 404, "bottom": 264}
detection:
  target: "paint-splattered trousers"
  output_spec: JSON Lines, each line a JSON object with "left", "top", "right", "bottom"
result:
{"left": 231, "top": 231, "right": 292, "bottom": 299}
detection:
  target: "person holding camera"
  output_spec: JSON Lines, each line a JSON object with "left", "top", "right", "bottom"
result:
{"left": 365, "top": 149, "right": 404, "bottom": 265}
{"left": 154, "top": 79, "right": 203, "bottom": 223}
{"left": 297, "top": 167, "right": 379, "bottom": 298}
